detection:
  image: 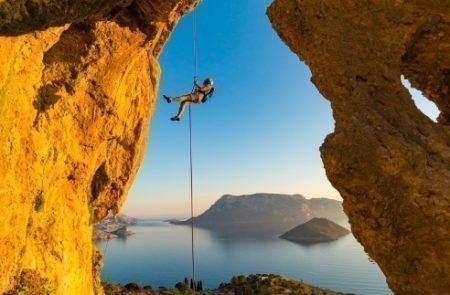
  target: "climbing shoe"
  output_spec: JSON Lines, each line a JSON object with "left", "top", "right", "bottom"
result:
{"left": 163, "top": 95, "right": 171, "bottom": 103}
{"left": 170, "top": 116, "right": 180, "bottom": 121}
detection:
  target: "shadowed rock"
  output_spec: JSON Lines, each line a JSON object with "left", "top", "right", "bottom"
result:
{"left": 0, "top": 0, "right": 132, "bottom": 35}
{"left": 268, "top": 1, "right": 450, "bottom": 294}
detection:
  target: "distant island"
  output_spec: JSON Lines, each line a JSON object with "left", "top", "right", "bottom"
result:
{"left": 280, "top": 217, "right": 350, "bottom": 244}
{"left": 171, "top": 193, "right": 346, "bottom": 235}
{"left": 94, "top": 213, "right": 138, "bottom": 240}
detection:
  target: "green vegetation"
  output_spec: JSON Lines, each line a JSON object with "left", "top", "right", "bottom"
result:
{"left": 218, "top": 274, "right": 354, "bottom": 295}
{"left": 173, "top": 278, "right": 204, "bottom": 294}
{"left": 102, "top": 274, "right": 352, "bottom": 295}
{"left": 102, "top": 279, "right": 209, "bottom": 295}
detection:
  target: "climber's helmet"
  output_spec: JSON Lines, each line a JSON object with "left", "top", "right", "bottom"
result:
{"left": 203, "top": 77, "right": 214, "bottom": 86}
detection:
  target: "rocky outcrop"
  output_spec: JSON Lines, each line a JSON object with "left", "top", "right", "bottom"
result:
{"left": 95, "top": 213, "right": 138, "bottom": 229}
{"left": 0, "top": 0, "right": 198, "bottom": 294}
{"left": 268, "top": 1, "right": 450, "bottom": 294}
{"left": 110, "top": 226, "right": 134, "bottom": 238}
{"left": 94, "top": 225, "right": 133, "bottom": 240}
{"left": 94, "top": 230, "right": 118, "bottom": 241}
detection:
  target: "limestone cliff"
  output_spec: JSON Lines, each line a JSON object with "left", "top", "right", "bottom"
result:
{"left": 268, "top": 1, "right": 450, "bottom": 294}
{"left": 0, "top": 0, "right": 199, "bottom": 294}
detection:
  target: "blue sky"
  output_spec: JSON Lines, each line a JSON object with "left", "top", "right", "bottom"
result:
{"left": 122, "top": 0, "right": 438, "bottom": 218}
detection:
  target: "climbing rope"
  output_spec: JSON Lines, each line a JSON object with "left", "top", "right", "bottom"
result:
{"left": 189, "top": 6, "right": 198, "bottom": 293}
{"left": 193, "top": 6, "right": 198, "bottom": 80}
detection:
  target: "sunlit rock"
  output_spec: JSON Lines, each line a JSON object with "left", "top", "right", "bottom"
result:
{"left": 0, "top": 0, "right": 199, "bottom": 293}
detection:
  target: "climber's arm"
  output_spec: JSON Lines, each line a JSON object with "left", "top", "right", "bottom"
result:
{"left": 199, "top": 85, "right": 211, "bottom": 93}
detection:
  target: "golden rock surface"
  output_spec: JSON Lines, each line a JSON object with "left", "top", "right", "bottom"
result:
{"left": 0, "top": 0, "right": 199, "bottom": 294}
{"left": 268, "top": 1, "right": 450, "bottom": 294}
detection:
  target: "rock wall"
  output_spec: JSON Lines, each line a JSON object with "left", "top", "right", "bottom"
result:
{"left": 268, "top": 1, "right": 450, "bottom": 294}
{"left": 0, "top": 0, "right": 198, "bottom": 293}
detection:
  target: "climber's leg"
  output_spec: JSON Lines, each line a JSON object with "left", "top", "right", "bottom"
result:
{"left": 171, "top": 99, "right": 195, "bottom": 121}
{"left": 177, "top": 100, "right": 191, "bottom": 117}
{"left": 170, "top": 93, "right": 194, "bottom": 102}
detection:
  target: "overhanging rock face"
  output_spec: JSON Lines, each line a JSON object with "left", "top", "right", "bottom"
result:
{"left": 0, "top": 0, "right": 199, "bottom": 293}
{"left": 268, "top": 1, "right": 450, "bottom": 294}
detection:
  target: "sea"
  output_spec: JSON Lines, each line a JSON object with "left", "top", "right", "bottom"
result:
{"left": 96, "top": 220, "right": 392, "bottom": 295}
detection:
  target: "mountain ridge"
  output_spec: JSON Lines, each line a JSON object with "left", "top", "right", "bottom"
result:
{"left": 173, "top": 193, "right": 346, "bottom": 234}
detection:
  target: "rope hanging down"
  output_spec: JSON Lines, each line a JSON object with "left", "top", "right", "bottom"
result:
{"left": 193, "top": 6, "right": 198, "bottom": 79}
{"left": 189, "top": 6, "right": 198, "bottom": 293}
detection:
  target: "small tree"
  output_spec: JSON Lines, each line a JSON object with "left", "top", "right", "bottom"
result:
{"left": 196, "top": 280, "right": 204, "bottom": 291}
{"left": 175, "top": 282, "right": 189, "bottom": 292}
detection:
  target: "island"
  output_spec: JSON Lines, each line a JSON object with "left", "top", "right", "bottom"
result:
{"left": 280, "top": 217, "right": 350, "bottom": 244}
{"left": 171, "top": 193, "right": 346, "bottom": 235}
{"left": 94, "top": 213, "right": 137, "bottom": 240}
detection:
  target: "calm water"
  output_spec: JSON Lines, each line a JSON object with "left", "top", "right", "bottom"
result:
{"left": 97, "top": 221, "right": 392, "bottom": 295}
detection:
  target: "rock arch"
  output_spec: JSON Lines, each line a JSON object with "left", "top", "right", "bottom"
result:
{"left": 268, "top": 1, "right": 450, "bottom": 294}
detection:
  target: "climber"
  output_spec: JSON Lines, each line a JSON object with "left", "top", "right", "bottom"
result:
{"left": 163, "top": 77, "right": 215, "bottom": 121}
